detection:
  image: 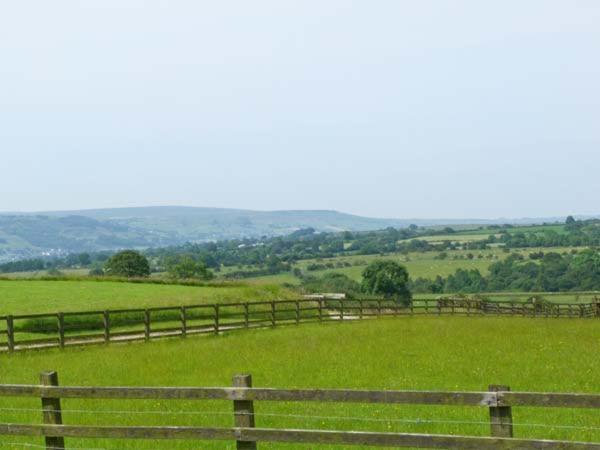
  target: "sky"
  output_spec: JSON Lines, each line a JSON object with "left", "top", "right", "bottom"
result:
{"left": 1, "top": 1, "right": 599, "bottom": 219}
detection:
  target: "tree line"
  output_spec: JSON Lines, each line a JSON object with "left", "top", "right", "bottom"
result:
{"left": 2, "top": 218, "right": 599, "bottom": 286}
{"left": 411, "top": 248, "right": 600, "bottom": 293}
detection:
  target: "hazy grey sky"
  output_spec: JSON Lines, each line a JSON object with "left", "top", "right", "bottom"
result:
{"left": 1, "top": 1, "right": 599, "bottom": 218}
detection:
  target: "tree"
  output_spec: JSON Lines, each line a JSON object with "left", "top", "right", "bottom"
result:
{"left": 166, "top": 255, "right": 213, "bottom": 280}
{"left": 78, "top": 253, "right": 92, "bottom": 266}
{"left": 361, "top": 260, "right": 412, "bottom": 305}
{"left": 104, "top": 250, "right": 150, "bottom": 278}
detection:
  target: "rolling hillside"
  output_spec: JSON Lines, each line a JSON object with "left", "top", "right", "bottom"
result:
{"left": 0, "top": 206, "right": 591, "bottom": 263}
{"left": 0, "top": 207, "right": 412, "bottom": 262}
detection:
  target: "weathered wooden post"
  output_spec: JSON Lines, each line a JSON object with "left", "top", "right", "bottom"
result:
{"left": 6, "top": 315, "right": 15, "bottom": 352}
{"left": 340, "top": 299, "right": 344, "bottom": 321}
{"left": 359, "top": 299, "right": 363, "bottom": 319}
{"left": 102, "top": 310, "right": 110, "bottom": 343}
{"left": 180, "top": 306, "right": 187, "bottom": 337}
{"left": 318, "top": 298, "right": 323, "bottom": 321}
{"left": 270, "top": 301, "right": 276, "bottom": 327}
{"left": 144, "top": 309, "right": 151, "bottom": 341}
{"left": 233, "top": 374, "right": 257, "bottom": 450}
{"left": 377, "top": 298, "right": 382, "bottom": 316}
{"left": 488, "top": 384, "right": 513, "bottom": 438}
{"left": 244, "top": 303, "right": 249, "bottom": 328}
{"left": 40, "top": 371, "right": 65, "bottom": 450}
{"left": 214, "top": 305, "right": 220, "bottom": 335}
{"left": 57, "top": 313, "right": 65, "bottom": 348}
{"left": 295, "top": 300, "right": 300, "bottom": 324}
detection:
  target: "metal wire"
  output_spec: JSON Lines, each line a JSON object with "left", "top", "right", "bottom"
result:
{"left": 1, "top": 407, "right": 598, "bottom": 431}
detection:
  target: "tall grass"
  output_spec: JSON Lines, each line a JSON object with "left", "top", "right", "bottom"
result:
{"left": 0, "top": 316, "right": 598, "bottom": 449}
{"left": 0, "top": 279, "right": 296, "bottom": 315}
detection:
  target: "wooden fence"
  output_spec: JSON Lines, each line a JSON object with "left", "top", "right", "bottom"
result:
{"left": 0, "top": 371, "right": 599, "bottom": 449}
{"left": 1, "top": 297, "right": 598, "bottom": 352}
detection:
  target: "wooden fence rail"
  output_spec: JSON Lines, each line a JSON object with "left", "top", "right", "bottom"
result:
{"left": 1, "top": 297, "right": 598, "bottom": 353}
{"left": 0, "top": 371, "right": 598, "bottom": 449}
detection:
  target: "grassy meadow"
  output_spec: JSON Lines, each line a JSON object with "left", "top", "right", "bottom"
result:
{"left": 0, "top": 280, "right": 295, "bottom": 316}
{"left": 1, "top": 316, "right": 598, "bottom": 449}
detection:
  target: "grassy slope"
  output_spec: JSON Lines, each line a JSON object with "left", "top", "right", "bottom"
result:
{"left": 1, "top": 317, "right": 598, "bottom": 449}
{"left": 244, "top": 247, "right": 584, "bottom": 285}
{"left": 0, "top": 280, "right": 294, "bottom": 315}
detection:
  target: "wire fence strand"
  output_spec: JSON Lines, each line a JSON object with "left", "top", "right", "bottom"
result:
{"left": 1, "top": 407, "right": 599, "bottom": 431}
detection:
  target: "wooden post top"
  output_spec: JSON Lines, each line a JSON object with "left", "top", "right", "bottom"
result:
{"left": 233, "top": 374, "right": 252, "bottom": 387}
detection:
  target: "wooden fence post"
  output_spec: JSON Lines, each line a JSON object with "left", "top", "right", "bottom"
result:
{"left": 102, "top": 310, "right": 110, "bottom": 343}
{"left": 295, "top": 300, "right": 300, "bottom": 324}
{"left": 359, "top": 299, "right": 363, "bottom": 319}
{"left": 244, "top": 303, "right": 249, "bottom": 328}
{"left": 214, "top": 305, "right": 220, "bottom": 335}
{"left": 180, "top": 306, "right": 187, "bottom": 337}
{"left": 488, "top": 384, "right": 513, "bottom": 438}
{"left": 340, "top": 300, "right": 344, "bottom": 321}
{"left": 6, "top": 315, "right": 15, "bottom": 352}
{"left": 233, "top": 374, "right": 257, "bottom": 450}
{"left": 270, "top": 301, "right": 276, "bottom": 327}
{"left": 40, "top": 371, "right": 65, "bottom": 450}
{"left": 144, "top": 309, "right": 151, "bottom": 341}
{"left": 377, "top": 299, "right": 382, "bottom": 316}
{"left": 318, "top": 298, "right": 323, "bottom": 321}
{"left": 57, "top": 313, "right": 65, "bottom": 348}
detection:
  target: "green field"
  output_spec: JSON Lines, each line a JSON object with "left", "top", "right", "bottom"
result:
{"left": 0, "top": 280, "right": 294, "bottom": 316}
{"left": 449, "top": 224, "right": 566, "bottom": 236}
{"left": 1, "top": 316, "right": 598, "bottom": 449}
{"left": 242, "top": 246, "right": 586, "bottom": 286}
{"left": 407, "top": 233, "right": 497, "bottom": 244}
{"left": 241, "top": 250, "right": 498, "bottom": 286}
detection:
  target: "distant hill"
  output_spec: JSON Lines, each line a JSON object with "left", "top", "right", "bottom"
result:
{"left": 0, "top": 206, "right": 590, "bottom": 262}
{"left": 0, "top": 207, "right": 407, "bottom": 262}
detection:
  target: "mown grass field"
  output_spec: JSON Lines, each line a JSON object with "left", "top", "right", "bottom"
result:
{"left": 0, "top": 280, "right": 295, "bottom": 316}
{"left": 1, "top": 316, "right": 598, "bottom": 449}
